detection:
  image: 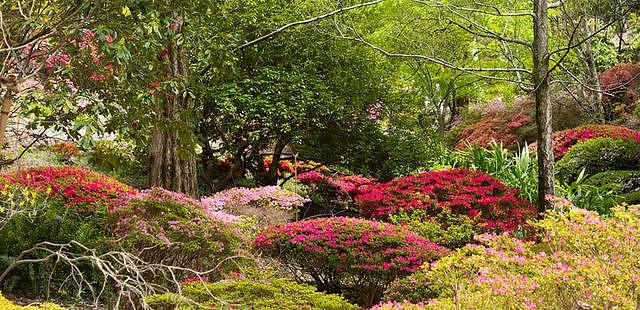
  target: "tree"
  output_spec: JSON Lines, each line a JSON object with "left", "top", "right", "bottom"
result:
{"left": 0, "top": 1, "right": 99, "bottom": 153}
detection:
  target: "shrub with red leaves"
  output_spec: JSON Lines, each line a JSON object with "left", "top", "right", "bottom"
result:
{"left": 599, "top": 63, "right": 640, "bottom": 118}
{"left": 297, "top": 171, "right": 375, "bottom": 199}
{"left": 354, "top": 169, "right": 535, "bottom": 233}
{"left": 0, "top": 166, "right": 137, "bottom": 212}
{"left": 254, "top": 216, "right": 447, "bottom": 306}
{"left": 456, "top": 107, "right": 531, "bottom": 150}
{"left": 530, "top": 125, "right": 640, "bottom": 160}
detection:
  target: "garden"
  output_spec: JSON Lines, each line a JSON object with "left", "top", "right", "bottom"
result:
{"left": 1, "top": 0, "right": 640, "bottom": 309}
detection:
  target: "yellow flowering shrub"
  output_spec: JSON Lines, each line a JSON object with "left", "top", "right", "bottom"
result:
{"left": 0, "top": 292, "right": 65, "bottom": 310}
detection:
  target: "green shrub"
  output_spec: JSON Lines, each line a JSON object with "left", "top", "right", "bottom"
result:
{"left": 585, "top": 170, "right": 640, "bottom": 205}
{"left": 107, "top": 188, "right": 245, "bottom": 276}
{"left": 0, "top": 291, "right": 65, "bottom": 309}
{"left": 388, "top": 209, "right": 477, "bottom": 248}
{"left": 88, "top": 140, "right": 146, "bottom": 187}
{"left": 556, "top": 138, "right": 640, "bottom": 182}
{"left": 145, "top": 276, "right": 357, "bottom": 309}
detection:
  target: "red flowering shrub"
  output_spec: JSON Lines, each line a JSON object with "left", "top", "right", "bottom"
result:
{"left": 254, "top": 217, "right": 447, "bottom": 306}
{"left": 599, "top": 63, "right": 640, "bottom": 118}
{"left": 355, "top": 169, "right": 535, "bottom": 233}
{"left": 49, "top": 141, "right": 81, "bottom": 159}
{"left": 297, "top": 171, "right": 376, "bottom": 199}
{"left": 531, "top": 125, "right": 640, "bottom": 160}
{"left": 0, "top": 166, "right": 136, "bottom": 212}
{"left": 456, "top": 104, "right": 531, "bottom": 150}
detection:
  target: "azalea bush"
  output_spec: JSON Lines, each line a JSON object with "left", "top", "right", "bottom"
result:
{"left": 530, "top": 124, "right": 640, "bottom": 160}
{"left": 556, "top": 138, "right": 640, "bottom": 182}
{"left": 146, "top": 269, "right": 357, "bottom": 309}
{"left": 201, "top": 186, "right": 309, "bottom": 226}
{"left": 382, "top": 206, "right": 640, "bottom": 309}
{"left": 455, "top": 104, "right": 531, "bottom": 150}
{"left": 0, "top": 166, "right": 137, "bottom": 213}
{"left": 253, "top": 217, "right": 447, "bottom": 307}
{"left": 355, "top": 169, "right": 536, "bottom": 234}
{"left": 49, "top": 141, "right": 81, "bottom": 161}
{"left": 108, "top": 187, "right": 245, "bottom": 274}
{"left": 296, "top": 172, "right": 376, "bottom": 218}
{"left": 599, "top": 63, "right": 640, "bottom": 118}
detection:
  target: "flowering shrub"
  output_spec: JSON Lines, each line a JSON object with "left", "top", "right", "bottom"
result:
{"left": 530, "top": 124, "right": 640, "bottom": 160}
{"left": 202, "top": 186, "right": 308, "bottom": 212}
{"left": 456, "top": 102, "right": 531, "bottom": 150}
{"left": 108, "top": 187, "right": 243, "bottom": 273}
{"left": 146, "top": 273, "right": 357, "bottom": 309}
{"left": 355, "top": 169, "right": 535, "bottom": 233}
{"left": 49, "top": 141, "right": 80, "bottom": 159}
{"left": 297, "top": 171, "right": 376, "bottom": 199}
{"left": 253, "top": 217, "right": 447, "bottom": 306}
{"left": 556, "top": 138, "right": 640, "bottom": 182}
{"left": 599, "top": 63, "right": 640, "bottom": 118}
{"left": 201, "top": 186, "right": 308, "bottom": 226}
{"left": 0, "top": 166, "right": 136, "bottom": 212}
{"left": 383, "top": 206, "right": 640, "bottom": 309}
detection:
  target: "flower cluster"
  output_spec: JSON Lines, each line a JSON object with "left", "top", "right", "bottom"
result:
{"left": 355, "top": 169, "right": 535, "bottom": 233}
{"left": 0, "top": 166, "right": 136, "bottom": 212}
{"left": 531, "top": 124, "right": 640, "bottom": 160}
{"left": 254, "top": 217, "right": 447, "bottom": 306}
{"left": 201, "top": 186, "right": 309, "bottom": 212}
{"left": 383, "top": 206, "right": 640, "bottom": 309}
{"left": 456, "top": 103, "right": 531, "bottom": 150}
{"left": 297, "top": 171, "right": 376, "bottom": 199}
{"left": 599, "top": 63, "right": 640, "bottom": 117}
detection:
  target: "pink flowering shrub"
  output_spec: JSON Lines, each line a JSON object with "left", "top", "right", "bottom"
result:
{"left": 108, "top": 187, "right": 243, "bottom": 274}
{"left": 530, "top": 124, "right": 640, "bottom": 160}
{"left": 0, "top": 166, "right": 136, "bottom": 213}
{"left": 296, "top": 172, "right": 376, "bottom": 218}
{"left": 383, "top": 206, "right": 640, "bottom": 309}
{"left": 355, "top": 169, "right": 535, "bottom": 234}
{"left": 253, "top": 217, "right": 448, "bottom": 306}
{"left": 201, "top": 186, "right": 309, "bottom": 226}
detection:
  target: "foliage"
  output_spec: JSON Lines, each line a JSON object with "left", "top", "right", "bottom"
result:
{"left": 253, "top": 217, "right": 447, "bottom": 307}
{"left": 599, "top": 63, "right": 640, "bottom": 118}
{"left": 437, "top": 143, "right": 538, "bottom": 203}
{"left": 585, "top": 170, "right": 640, "bottom": 205}
{"left": 0, "top": 291, "right": 65, "bottom": 310}
{"left": 146, "top": 271, "right": 357, "bottom": 309}
{"left": 555, "top": 172, "right": 622, "bottom": 215}
{"left": 355, "top": 169, "right": 536, "bottom": 233}
{"left": 87, "top": 140, "right": 146, "bottom": 187}
{"left": 0, "top": 166, "right": 136, "bottom": 213}
{"left": 108, "top": 188, "right": 244, "bottom": 274}
{"left": 556, "top": 138, "right": 640, "bottom": 182}
{"left": 388, "top": 209, "right": 478, "bottom": 249}
{"left": 382, "top": 206, "right": 640, "bottom": 309}
{"left": 531, "top": 124, "right": 640, "bottom": 160}
{"left": 48, "top": 142, "right": 80, "bottom": 161}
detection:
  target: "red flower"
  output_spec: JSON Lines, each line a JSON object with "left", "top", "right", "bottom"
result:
{"left": 158, "top": 48, "right": 169, "bottom": 59}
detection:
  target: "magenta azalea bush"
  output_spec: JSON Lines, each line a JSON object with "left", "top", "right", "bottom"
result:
{"left": 297, "top": 171, "right": 376, "bottom": 200}
{"left": 254, "top": 217, "right": 448, "bottom": 306}
{"left": 108, "top": 187, "right": 244, "bottom": 273}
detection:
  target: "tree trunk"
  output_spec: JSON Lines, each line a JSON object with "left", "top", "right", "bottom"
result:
{"left": 149, "top": 16, "right": 198, "bottom": 197}
{"left": 533, "top": 0, "right": 555, "bottom": 212}
{"left": 0, "top": 77, "right": 17, "bottom": 148}
{"left": 582, "top": 17, "right": 604, "bottom": 121}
